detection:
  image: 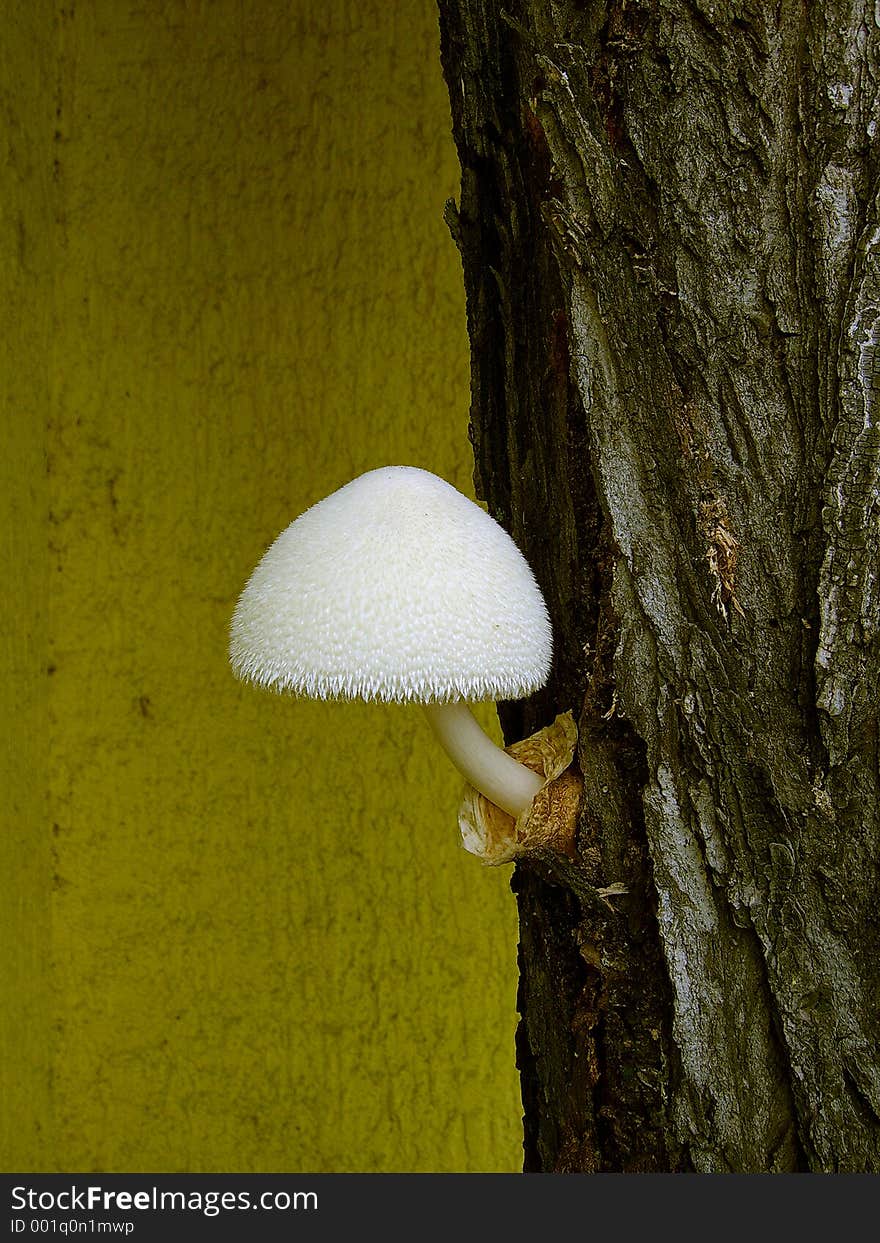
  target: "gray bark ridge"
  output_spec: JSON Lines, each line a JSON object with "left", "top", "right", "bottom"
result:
{"left": 440, "top": 0, "right": 880, "bottom": 1172}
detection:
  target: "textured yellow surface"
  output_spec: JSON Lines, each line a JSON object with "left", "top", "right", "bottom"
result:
{"left": 2, "top": 1, "right": 522, "bottom": 1172}
{"left": 0, "top": 1, "right": 53, "bottom": 1173}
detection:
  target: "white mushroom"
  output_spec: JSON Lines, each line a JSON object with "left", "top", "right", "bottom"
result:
{"left": 229, "top": 466, "right": 552, "bottom": 818}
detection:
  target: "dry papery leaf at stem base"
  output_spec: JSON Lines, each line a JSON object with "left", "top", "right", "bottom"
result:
{"left": 458, "top": 711, "right": 582, "bottom": 865}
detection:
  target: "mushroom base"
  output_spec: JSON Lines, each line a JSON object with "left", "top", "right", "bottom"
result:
{"left": 458, "top": 712, "right": 582, "bottom": 865}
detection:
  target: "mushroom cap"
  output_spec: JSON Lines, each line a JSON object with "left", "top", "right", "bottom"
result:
{"left": 229, "top": 465, "right": 552, "bottom": 703}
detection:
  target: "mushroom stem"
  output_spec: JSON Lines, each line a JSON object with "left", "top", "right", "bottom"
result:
{"left": 422, "top": 701, "right": 543, "bottom": 819}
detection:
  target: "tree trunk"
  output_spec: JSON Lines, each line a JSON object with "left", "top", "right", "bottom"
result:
{"left": 437, "top": 0, "right": 880, "bottom": 1173}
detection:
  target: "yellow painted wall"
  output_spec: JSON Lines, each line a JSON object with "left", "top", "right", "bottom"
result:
{"left": 1, "top": 1, "right": 522, "bottom": 1172}
{"left": 0, "top": 0, "right": 53, "bottom": 1173}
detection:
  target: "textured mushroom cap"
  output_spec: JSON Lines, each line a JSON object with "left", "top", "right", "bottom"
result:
{"left": 229, "top": 466, "right": 552, "bottom": 703}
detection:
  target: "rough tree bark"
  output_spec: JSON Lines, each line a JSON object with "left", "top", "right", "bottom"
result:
{"left": 437, "top": 0, "right": 879, "bottom": 1172}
